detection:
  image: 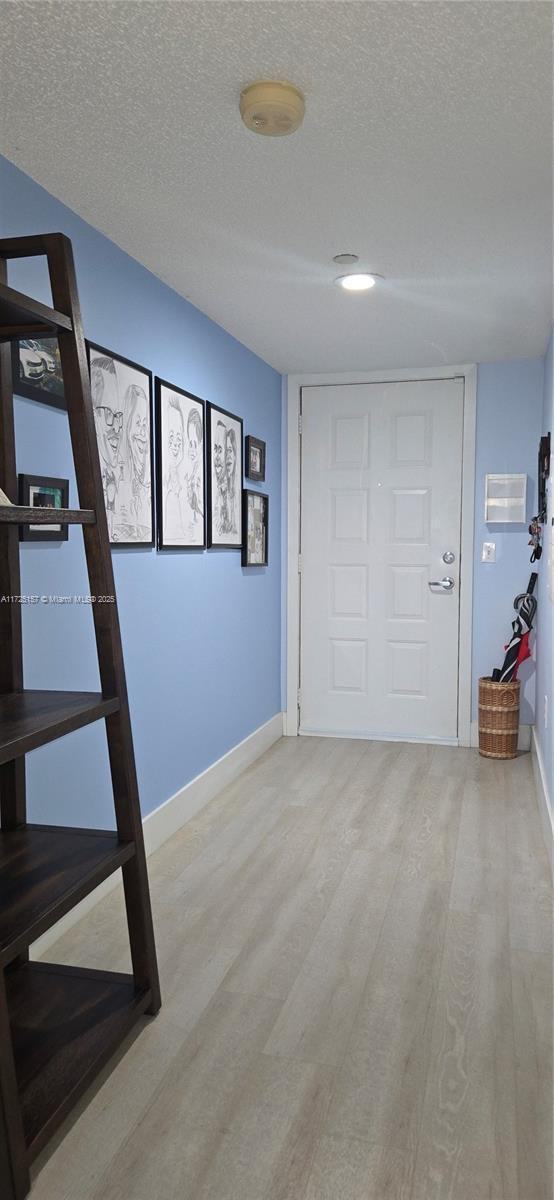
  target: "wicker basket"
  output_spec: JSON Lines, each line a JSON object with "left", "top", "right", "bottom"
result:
{"left": 478, "top": 677, "right": 520, "bottom": 759}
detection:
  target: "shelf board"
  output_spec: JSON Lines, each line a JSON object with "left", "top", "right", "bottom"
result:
{"left": 0, "top": 282, "right": 73, "bottom": 342}
{"left": 0, "top": 826, "right": 135, "bottom": 967}
{"left": 6, "top": 961, "right": 151, "bottom": 1160}
{"left": 0, "top": 506, "right": 95, "bottom": 525}
{"left": 0, "top": 691, "right": 120, "bottom": 765}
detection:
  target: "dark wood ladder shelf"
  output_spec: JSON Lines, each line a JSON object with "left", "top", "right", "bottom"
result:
{"left": 0, "top": 282, "right": 73, "bottom": 343}
{"left": 0, "top": 233, "right": 160, "bottom": 1200}
{"left": 0, "top": 690, "right": 120, "bottom": 764}
{"left": 0, "top": 826, "right": 135, "bottom": 967}
{"left": 7, "top": 962, "right": 151, "bottom": 1161}
{"left": 0, "top": 506, "right": 95, "bottom": 526}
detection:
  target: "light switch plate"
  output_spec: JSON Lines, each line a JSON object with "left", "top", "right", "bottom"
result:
{"left": 482, "top": 541, "right": 496, "bottom": 563}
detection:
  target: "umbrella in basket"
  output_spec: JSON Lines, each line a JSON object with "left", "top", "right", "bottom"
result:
{"left": 493, "top": 572, "right": 538, "bottom": 683}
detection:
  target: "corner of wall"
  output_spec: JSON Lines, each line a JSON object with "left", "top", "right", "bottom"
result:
{"left": 281, "top": 374, "right": 288, "bottom": 712}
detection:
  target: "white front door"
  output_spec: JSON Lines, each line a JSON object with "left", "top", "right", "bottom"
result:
{"left": 300, "top": 379, "right": 464, "bottom": 741}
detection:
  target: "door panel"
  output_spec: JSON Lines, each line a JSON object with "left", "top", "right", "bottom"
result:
{"left": 300, "top": 379, "right": 464, "bottom": 741}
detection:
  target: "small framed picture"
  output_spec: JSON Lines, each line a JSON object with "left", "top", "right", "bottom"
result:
{"left": 155, "top": 378, "right": 206, "bottom": 549}
{"left": 87, "top": 343, "right": 154, "bottom": 547}
{"left": 242, "top": 489, "right": 269, "bottom": 567}
{"left": 207, "top": 404, "right": 243, "bottom": 548}
{"left": 12, "top": 337, "right": 65, "bottom": 409}
{"left": 18, "top": 474, "right": 69, "bottom": 541}
{"left": 245, "top": 435, "right": 266, "bottom": 483}
{"left": 538, "top": 432, "right": 550, "bottom": 523}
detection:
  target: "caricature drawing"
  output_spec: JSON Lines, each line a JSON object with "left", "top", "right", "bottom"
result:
{"left": 91, "top": 354, "right": 123, "bottom": 541}
{"left": 213, "top": 418, "right": 230, "bottom": 536}
{"left": 224, "top": 426, "right": 238, "bottom": 535}
{"left": 209, "top": 406, "right": 242, "bottom": 547}
{"left": 124, "top": 383, "right": 151, "bottom": 538}
{"left": 159, "top": 384, "right": 205, "bottom": 547}
{"left": 185, "top": 406, "right": 204, "bottom": 527}
{"left": 89, "top": 347, "right": 153, "bottom": 544}
{"left": 163, "top": 394, "right": 186, "bottom": 542}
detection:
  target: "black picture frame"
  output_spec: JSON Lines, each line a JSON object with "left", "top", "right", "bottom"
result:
{"left": 11, "top": 337, "right": 65, "bottom": 409}
{"left": 538, "top": 431, "right": 551, "bottom": 523}
{"left": 207, "top": 403, "right": 244, "bottom": 548}
{"left": 242, "top": 489, "right": 269, "bottom": 567}
{"left": 155, "top": 377, "right": 206, "bottom": 550}
{"left": 86, "top": 342, "right": 155, "bottom": 548}
{"left": 245, "top": 435, "right": 266, "bottom": 483}
{"left": 18, "top": 474, "right": 69, "bottom": 542}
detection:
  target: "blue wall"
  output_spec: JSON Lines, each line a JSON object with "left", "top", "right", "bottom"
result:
{"left": 535, "top": 330, "right": 553, "bottom": 808}
{"left": 0, "top": 157, "right": 282, "bottom": 827}
{"left": 472, "top": 360, "right": 544, "bottom": 723}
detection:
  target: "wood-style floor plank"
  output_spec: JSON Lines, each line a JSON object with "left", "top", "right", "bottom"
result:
{"left": 325, "top": 876, "right": 450, "bottom": 1192}
{"left": 26, "top": 736, "right": 551, "bottom": 1200}
{"left": 411, "top": 908, "right": 519, "bottom": 1200}
{"left": 195, "top": 1054, "right": 335, "bottom": 1200}
{"left": 89, "top": 991, "right": 281, "bottom": 1200}
{"left": 263, "top": 846, "right": 401, "bottom": 1066}
{"left": 305, "top": 1134, "right": 413, "bottom": 1200}
{"left": 400, "top": 772, "right": 463, "bottom": 883}
{"left": 223, "top": 820, "right": 354, "bottom": 1000}
{"left": 511, "top": 947, "right": 553, "bottom": 1200}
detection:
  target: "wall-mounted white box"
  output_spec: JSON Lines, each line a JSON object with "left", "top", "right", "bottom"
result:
{"left": 485, "top": 473, "right": 527, "bottom": 523}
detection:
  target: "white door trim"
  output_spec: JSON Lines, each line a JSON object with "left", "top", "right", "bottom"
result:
{"left": 285, "top": 365, "right": 477, "bottom": 746}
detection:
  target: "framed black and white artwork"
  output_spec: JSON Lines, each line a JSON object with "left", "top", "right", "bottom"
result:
{"left": 155, "top": 378, "right": 206, "bottom": 549}
{"left": 87, "top": 343, "right": 154, "bottom": 547}
{"left": 242, "top": 489, "right": 268, "bottom": 567}
{"left": 207, "top": 403, "right": 243, "bottom": 548}
{"left": 538, "top": 432, "right": 550, "bottom": 523}
{"left": 12, "top": 337, "right": 65, "bottom": 409}
{"left": 245, "top": 435, "right": 266, "bottom": 483}
{"left": 18, "top": 473, "right": 69, "bottom": 542}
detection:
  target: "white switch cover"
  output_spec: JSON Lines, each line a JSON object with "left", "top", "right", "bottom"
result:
{"left": 482, "top": 541, "right": 496, "bottom": 563}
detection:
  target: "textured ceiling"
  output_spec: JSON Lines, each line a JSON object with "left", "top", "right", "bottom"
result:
{"left": 1, "top": 1, "right": 552, "bottom": 373}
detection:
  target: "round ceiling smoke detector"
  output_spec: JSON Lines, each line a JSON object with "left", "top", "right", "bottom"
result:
{"left": 240, "top": 80, "right": 305, "bottom": 136}
{"left": 333, "top": 253, "right": 359, "bottom": 266}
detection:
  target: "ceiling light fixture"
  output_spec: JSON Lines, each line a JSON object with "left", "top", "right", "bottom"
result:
{"left": 240, "top": 80, "right": 305, "bottom": 136}
{"left": 335, "top": 273, "right": 380, "bottom": 292}
{"left": 333, "top": 253, "right": 359, "bottom": 265}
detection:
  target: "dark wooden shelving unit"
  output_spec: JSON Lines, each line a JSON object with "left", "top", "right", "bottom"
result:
{"left": 0, "top": 282, "right": 73, "bottom": 341}
{"left": 0, "top": 506, "right": 95, "bottom": 525}
{"left": 0, "top": 826, "right": 135, "bottom": 967}
{"left": 0, "top": 690, "right": 120, "bottom": 764}
{"left": 0, "top": 234, "right": 160, "bottom": 1200}
{"left": 7, "top": 962, "right": 151, "bottom": 1161}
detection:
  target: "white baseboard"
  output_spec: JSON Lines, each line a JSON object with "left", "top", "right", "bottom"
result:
{"left": 531, "top": 726, "right": 554, "bottom": 880}
{"left": 469, "top": 721, "right": 531, "bottom": 752}
{"left": 32, "top": 712, "right": 284, "bottom": 959}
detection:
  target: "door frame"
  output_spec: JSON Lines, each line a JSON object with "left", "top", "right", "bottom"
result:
{"left": 285, "top": 365, "right": 477, "bottom": 745}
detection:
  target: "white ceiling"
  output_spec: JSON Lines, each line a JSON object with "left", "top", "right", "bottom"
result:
{"left": 2, "top": 1, "right": 552, "bottom": 373}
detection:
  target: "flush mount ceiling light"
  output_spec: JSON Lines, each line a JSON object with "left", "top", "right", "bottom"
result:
{"left": 335, "top": 273, "right": 382, "bottom": 292}
{"left": 333, "top": 253, "right": 359, "bottom": 266}
{"left": 240, "top": 80, "right": 305, "bottom": 136}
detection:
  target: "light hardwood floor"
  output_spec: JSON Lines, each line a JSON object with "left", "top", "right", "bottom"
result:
{"left": 31, "top": 737, "right": 553, "bottom": 1200}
